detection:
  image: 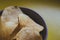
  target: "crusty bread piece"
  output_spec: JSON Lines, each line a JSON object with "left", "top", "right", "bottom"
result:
{"left": 18, "top": 13, "right": 44, "bottom": 32}
{"left": 1, "top": 6, "right": 20, "bottom": 40}
{"left": 13, "top": 27, "right": 42, "bottom": 40}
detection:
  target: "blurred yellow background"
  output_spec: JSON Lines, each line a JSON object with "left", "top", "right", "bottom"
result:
{"left": 0, "top": 0, "right": 60, "bottom": 40}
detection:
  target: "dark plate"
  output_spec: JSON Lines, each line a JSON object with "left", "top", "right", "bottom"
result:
{"left": 0, "top": 7, "right": 47, "bottom": 40}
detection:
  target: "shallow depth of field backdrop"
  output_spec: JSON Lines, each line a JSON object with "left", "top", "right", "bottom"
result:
{"left": 0, "top": 0, "right": 60, "bottom": 40}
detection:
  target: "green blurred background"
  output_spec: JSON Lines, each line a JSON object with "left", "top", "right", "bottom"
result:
{"left": 0, "top": 0, "right": 60, "bottom": 40}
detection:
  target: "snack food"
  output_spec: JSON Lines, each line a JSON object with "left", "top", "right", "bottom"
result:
{"left": 1, "top": 6, "right": 44, "bottom": 40}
